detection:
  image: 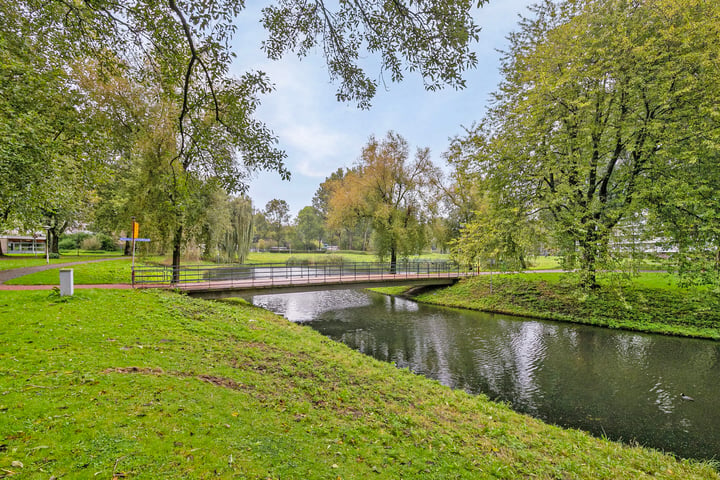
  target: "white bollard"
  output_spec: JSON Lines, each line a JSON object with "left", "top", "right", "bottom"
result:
{"left": 59, "top": 268, "right": 74, "bottom": 296}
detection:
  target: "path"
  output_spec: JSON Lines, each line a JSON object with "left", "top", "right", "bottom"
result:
{"left": 0, "top": 257, "right": 130, "bottom": 285}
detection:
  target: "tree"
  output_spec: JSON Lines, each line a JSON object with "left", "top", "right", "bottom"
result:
{"left": 328, "top": 132, "right": 437, "bottom": 271}
{"left": 216, "top": 195, "right": 254, "bottom": 263}
{"left": 295, "top": 206, "right": 325, "bottom": 250}
{"left": 480, "top": 0, "right": 720, "bottom": 288}
{"left": 264, "top": 199, "right": 290, "bottom": 248}
{"left": 0, "top": 18, "right": 105, "bottom": 252}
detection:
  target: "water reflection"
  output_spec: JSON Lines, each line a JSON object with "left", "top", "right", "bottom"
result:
{"left": 252, "top": 290, "right": 720, "bottom": 461}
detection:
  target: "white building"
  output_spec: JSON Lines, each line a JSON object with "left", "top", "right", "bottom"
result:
{"left": 0, "top": 234, "right": 47, "bottom": 254}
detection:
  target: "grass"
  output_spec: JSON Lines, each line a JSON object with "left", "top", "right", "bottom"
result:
{"left": 1, "top": 288, "right": 717, "bottom": 479}
{"left": 0, "top": 255, "right": 122, "bottom": 272}
{"left": 526, "top": 256, "right": 561, "bottom": 270}
{"left": 4, "top": 259, "right": 134, "bottom": 285}
{"left": 407, "top": 272, "right": 720, "bottom": 340}
{"left": 246, "top": 251, "right": 451, "bottom": 264}
{"left": 58, "top": 249, "right": 124, "bottom": 256}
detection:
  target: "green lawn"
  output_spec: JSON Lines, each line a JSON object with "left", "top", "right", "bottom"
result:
{"left": 0, "top": 254, "right": 122, "bottom": 272}
{"left": 526, "top": 255, "right": 561, "bottom": 270}
{"left": 1, "top": 289, "right": 716, "bottom": 479}
{"left": 4, "top": 259, "right": 133, "bottom": 285}
{"left": 246, "top": 251, "right": 451, "bottom": 264}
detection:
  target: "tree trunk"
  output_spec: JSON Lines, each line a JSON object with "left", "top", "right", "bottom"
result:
{"left": 579, "top": 228, "right": 600, "bottom": 289}
{"left": 51, "top": 231, "right": 60, "bottom": 254}
{"left": 390, "top": 246, "right": 397, "bottom": 274}
{"left": 124, "top": 240, "right": 131, "bottom": 256}
{"left": 519, "top": 253, "right": 527, "bottom": 270}
{"left": 172, "top": 224, "right": 183, "bottom": 284}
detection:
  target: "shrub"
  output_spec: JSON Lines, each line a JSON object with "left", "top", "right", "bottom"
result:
{"left": 96, "top": 233, "right": 119, "bottom": 251}
{"left": 58, "top": 238, "right": 77, "bottom": 250}
{"left": 58, "top": 232, "right": 91, "bottom": 250}
{"left": 286, "top": 255, "right": 346, "bottom": 266}
{"left": 80, "top": 236, "right": 102, "bottom": 251}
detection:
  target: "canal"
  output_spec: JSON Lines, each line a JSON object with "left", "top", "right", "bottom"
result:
{"left": 252, "top": 289, "right": 720, "bottom": 461}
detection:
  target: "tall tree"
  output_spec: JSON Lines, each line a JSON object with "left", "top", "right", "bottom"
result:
{"left": 295, "top": 206, "right": 325, "bottom": 250}
{"left": 480, "top": 0, "right": 720, "bottom": 287}
{"left": 264, "top": 199, "right": 290, "bottom": 248}
{"left": 216, "top": 195, "right": 254, "bottom": 263}
{"left": 0, "top": 17, "right": 105, "bottom": 251}
{"left": 328, "top": 132, "right": 437, "bottom": 271}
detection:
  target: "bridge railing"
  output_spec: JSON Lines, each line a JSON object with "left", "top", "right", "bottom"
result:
{"left": 132, "top": 260, "right": 470, "bottom": 289}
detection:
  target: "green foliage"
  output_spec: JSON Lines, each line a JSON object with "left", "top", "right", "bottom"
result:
{"left": 1, "top": 289, "right": 717, "bottom": 478}
{"left": 286, "top": 255, "right": 347, "bottom": 266}
{"left": 452, "top": 0, "right": 720, "bottom": 288}
{"left": 262, "top": 1, "right": 484, "bottom": 109}
{"left": 264, "top": 199, "right": 291, "bottom": 247}
{"left": 294, "top": 206, "right": 325, "bottom": 250}
{"left": 58, "top": 232, "right": 91, "bottom": 251}
{"left": 327, "top": 132, "right": 438, "bottom": 267}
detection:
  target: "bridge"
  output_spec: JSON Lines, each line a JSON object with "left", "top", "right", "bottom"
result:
{"left": 132, "top": 261, "right": 474, "bottom": 299}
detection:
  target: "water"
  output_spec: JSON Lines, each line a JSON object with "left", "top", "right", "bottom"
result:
{"left": 252, "top": 289, "right": 720, "bottom": 461}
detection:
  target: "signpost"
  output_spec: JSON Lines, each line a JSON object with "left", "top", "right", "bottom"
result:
{"left": 122, "top": 217, "right": 151, "bottom": 285}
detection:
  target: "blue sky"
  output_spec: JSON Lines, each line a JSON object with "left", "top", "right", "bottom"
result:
{"left": 230, "top": 0, "right": 535, "bottom": 218}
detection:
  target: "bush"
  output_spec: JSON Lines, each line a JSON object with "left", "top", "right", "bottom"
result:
{"left": 96, "top": 233, "right": 118, "bottom": 251}
{"left": 58, "top": 238, "right": 77, "bottom": 250}
{"left": 58, "top": 232, "right": 91, "bottom": 250}
{"left": 80, "top": 236, "right": 102, "bottom": 251}
{"left": 286, "top": 255, "right": 346, "bottom": 266}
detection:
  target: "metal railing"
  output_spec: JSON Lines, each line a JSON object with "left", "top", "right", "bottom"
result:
{"left": 132, "top": 260, "right": 471, "bottom": 290}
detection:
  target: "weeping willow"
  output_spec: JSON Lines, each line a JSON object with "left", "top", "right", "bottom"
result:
{"left": 218, "top": 196, "right": 253, "bottom": 263}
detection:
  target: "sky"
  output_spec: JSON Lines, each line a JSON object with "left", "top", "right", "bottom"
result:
{"left": 230, "top": 0, "right": 536, "bottom": 218}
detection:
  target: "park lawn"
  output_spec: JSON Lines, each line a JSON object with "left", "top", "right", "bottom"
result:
{"left": 4, "top": 259, "right": 134, "bottom": 285}
{"left": 246, "top": 251, "right": 451, "bottom": 264}
{"left": 526, "top": 256, "right": 562, "bottom": 270}
{"left": 0, "top": 255, "right": 121, "bottom": 272}
{"left": 407, "top": 272, "right": 720, "bottom": 340}
{"left": 1, "top": 289, "right": 717, "bottom": 479}
{"left": 58, "top": 249, "right": 124, "bottom": 257}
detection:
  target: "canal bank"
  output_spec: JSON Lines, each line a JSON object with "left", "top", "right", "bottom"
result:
{"left": 253, "top": 289, "right": 720, "bottom": 461}
{"left": 2, "top": 288, "right": 718, "bottom": 478}
{"left": 401, "top": 273, "right": 720, "bottom": 340}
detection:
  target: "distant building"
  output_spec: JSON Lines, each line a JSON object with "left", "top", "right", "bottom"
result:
{"left": 0, "top": 234, "right": 46, "bottom": 254}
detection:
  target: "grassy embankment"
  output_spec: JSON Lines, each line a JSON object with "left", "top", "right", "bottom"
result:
{"left": 1, "top": 288, "right": 718, "bottom": 479}
{"left": 392, "top": 272, "right": 720, "bottom": 340}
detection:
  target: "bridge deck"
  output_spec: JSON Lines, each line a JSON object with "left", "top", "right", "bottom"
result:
{"left": 172, "top": 272, "right": 467, "bottom": 298}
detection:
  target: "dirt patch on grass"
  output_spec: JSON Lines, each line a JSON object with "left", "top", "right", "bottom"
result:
{"left": 102, "top": 367, "right": 251, "bottom": 391}
{"left": 103, "top": 366, "right": 165, "bottom": 375}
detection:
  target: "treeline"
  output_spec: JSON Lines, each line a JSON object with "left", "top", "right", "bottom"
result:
{"left": 255, "top": 132, "right": 448, "bottom": 263}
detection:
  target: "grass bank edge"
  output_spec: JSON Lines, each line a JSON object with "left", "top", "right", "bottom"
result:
{"left": 1, "top": 288, "right": 716, "bottom": 478}
{"left": 373, "top": 273, "right": 720, "bottom": 341}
